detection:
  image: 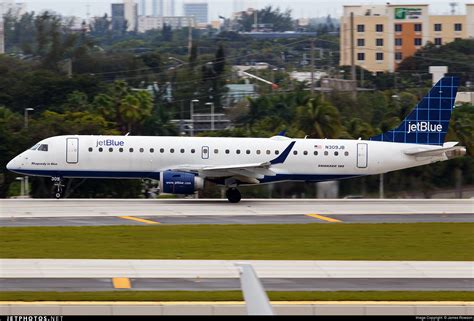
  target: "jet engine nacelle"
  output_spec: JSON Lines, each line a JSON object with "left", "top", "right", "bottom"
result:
{"left": 159, "top": 170, "right": 204, "bottom": 195}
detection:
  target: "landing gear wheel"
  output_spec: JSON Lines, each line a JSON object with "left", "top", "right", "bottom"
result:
{"left": 51, "top": 177, "right": 64, "bottom": 199}
{"left": 226, "top": 188, "right": 241, "bottom": 203}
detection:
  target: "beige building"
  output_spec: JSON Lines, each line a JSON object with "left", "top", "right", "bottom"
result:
{"left": 340, "top": 3, "right": 474, "bottom": 73}
{"left": 138, "top": 15, "right": 195, "bottom": 32}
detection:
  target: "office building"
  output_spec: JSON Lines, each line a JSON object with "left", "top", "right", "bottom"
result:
{"left": 183, "top": 2, "right": 208, "bottom": 24}
{"left": 340, "top": 3, "right": 474, "bottom": 72}
{"left": 138, "top": 15, "right": 195, "bottom": 32}
{"left": 112, "top": 0, "right": 138, "bottom": 32}
{"left": 139, "top": 0, "right": 146, "bottom": 16}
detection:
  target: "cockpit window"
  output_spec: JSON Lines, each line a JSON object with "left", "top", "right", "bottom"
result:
{"left": 38, "top": 144, "right": 48, "bottom": 151}
{"left": 29, "top": 144, "right": 40, "bottom": 150}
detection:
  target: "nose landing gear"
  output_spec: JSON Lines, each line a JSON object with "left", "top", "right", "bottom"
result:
{"left": 226, "top": 188, "right": 241, "bottom": 203}
{"left": 51, "top": 177, "right": 64, "bottom": 199}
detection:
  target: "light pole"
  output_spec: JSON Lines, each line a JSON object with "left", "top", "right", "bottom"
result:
{"left": 190, "top": 99, "right": 199, "bottom": 137}
{"left": 205, "top": 102, "right": 214, "bottom": 131}
{"left": 24, "top": 108, "right": 34, "bottom": 197}
{"left": 24, "top": 108, "right": 34, "bottom": 129}
{"left": 16, "top": 177, "right": 24, "bottom": 197}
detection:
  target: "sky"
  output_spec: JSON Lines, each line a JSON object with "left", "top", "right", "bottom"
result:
{"left": 21, "top": 0, "right": 472, "bottom": 20}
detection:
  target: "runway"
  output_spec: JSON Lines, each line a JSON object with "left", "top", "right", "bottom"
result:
{"left": 1, "top": 259, "right": 472, "bottom": 292}
{"left": 1, "top": 213, "right": 473, "bottom": 226}
{"left": 1, "top": 278, "right": 471, "bottom": 291}
{"left": 1, "top": 199, "right": 472, "bottom": 218}
{"left": 0, "top": 199, "right": 472, "bottom": 226}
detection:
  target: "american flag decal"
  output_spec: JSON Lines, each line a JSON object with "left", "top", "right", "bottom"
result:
{"left": 314, "top": 145, "right": 323, "bottom": 149}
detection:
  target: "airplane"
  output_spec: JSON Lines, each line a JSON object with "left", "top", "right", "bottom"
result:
{"left": 6, "top": 76, "right": 466, "bottom": 203}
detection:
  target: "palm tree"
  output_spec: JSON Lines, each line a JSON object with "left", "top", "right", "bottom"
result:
{"left": 294, "top": 97, "right": 343, "bottom": 139}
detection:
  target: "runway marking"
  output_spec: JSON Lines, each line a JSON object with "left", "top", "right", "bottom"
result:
{"left": 119, "top": 216, "right": 160, "bottom": 225}
{"left": 306, "top": 214, "right": 342, "bottom": 223}
{"left": 112, "top": 278, "right": 131, "bottom": 289}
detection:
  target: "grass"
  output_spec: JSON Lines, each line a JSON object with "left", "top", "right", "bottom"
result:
{"left": 1, "top": 291, "right": 473, "bottom": 302}
{"left": 0, "top": 223, "right": 473, "bottom": 260}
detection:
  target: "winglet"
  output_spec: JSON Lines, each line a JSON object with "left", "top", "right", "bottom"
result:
{"left": 235, "top": 263, "right": 274, "bottom": 315}
{"left": 270, "top": 141, "right": 296, "bottom": 165}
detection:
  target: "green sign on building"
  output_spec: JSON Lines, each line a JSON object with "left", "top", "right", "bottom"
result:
{"left": 395, "top": 8, "right": 422, "bottom": 20}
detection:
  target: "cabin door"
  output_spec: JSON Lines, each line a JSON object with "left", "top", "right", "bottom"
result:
{"left": 357, "top": 143, "right": 368, "bottom": 168}
{"left": 66, "top": 138, "right": 79, "bottom": 164}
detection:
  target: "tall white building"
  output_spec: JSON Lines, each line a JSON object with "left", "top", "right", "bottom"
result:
{"left": 0, "top": 17, "right": 4, "bottom": 54}
{"left": 183, "top": 2, "right": 208, "bottom": 24}
{"left": 139, "top": 0, "right": 146, "bottom": 16}
{"left": 123, "top": 0, "right": 138, "bottom": 31}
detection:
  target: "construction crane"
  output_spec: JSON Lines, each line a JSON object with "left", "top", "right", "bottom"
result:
{"left": 240, "top": 71, "right": 280, "bottom": 90}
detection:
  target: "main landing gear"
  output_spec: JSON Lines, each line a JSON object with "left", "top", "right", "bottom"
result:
{"left": 226, "top": 188, "right": 241, "bottom": 203}
{"left": 51, "top": 177, "right": 64, "bottom": 199}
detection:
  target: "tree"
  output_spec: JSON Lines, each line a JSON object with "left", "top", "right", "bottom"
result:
{"left": 238, "top": 6, "right": 294, "bottom": 32}
{"left": 294, "top": 96, "right": 342, "bottom": 138}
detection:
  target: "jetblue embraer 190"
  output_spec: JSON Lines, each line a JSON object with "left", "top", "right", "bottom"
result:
{"left": 6, "top": 77, "right": 466, "bottom": 202}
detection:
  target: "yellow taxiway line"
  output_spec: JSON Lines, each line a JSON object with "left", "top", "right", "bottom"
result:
{"left": 112, "top": 278, "right": 131, "bottom": 289}
{"left": 306, "top": 214, "right": 342, "bottom": 223}
{"left": 119, "top": 216, "right": 160, "bottom": 225}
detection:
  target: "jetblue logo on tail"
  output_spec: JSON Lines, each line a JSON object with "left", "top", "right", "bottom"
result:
{"left": 370, "top": 76, "right": 459, "bottom": 146}
{"left": 407, "top": 122, "right": 443, "bottom": 134}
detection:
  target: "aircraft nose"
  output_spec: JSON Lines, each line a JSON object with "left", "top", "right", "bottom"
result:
{"left": 6, "top": 156, "right": 19, "bottom": 171}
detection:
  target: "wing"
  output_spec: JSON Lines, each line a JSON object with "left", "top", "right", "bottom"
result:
{"left": 171, "top": 141, "right": 295, "bottom": 184}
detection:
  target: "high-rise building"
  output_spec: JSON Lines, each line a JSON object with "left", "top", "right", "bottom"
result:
{"left": 0, "top": 17, "right": 4, "bottom": 54}
{"left": 183, "top": 2, "right": 208, "bottom": 24}
{"left": 123, "top": 0, "right": 138, "bottom": 31}
{"left": 340, "top": 3, "right": 474, "bottom": 73}
{"left": 111, "top": 3, "right": 126, "bottom": 31}
{"left": 138, "top": 15, "right": 195, "bottom": 32}
{"left": 152, "top": 0, "right": 162, "bottom": 16}
{"left": 139, "top": 0, "right": 146, "bottom": 16}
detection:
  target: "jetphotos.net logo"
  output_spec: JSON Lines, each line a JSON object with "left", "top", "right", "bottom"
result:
{"left": 95, "top": 139, "right": 125, "bottom": 147}
{"left": 407, "top": 122, "right": 443, "bottom": 134}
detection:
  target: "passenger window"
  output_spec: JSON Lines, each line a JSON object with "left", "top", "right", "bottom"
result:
{"left": 99, "top": 147, "right": 103, "bottom": 152}
{"left": 293, "top": 151, "right": 298, "bottom": 155}
{"left": 225, "top": 149, "right": 230, "bottom": 154}
{"left": 38, "top": 144, "right": 48, "bottom": 152}
{"left": 214, "top": 149, "right": 219, "bottom": 154}
{"left": 109, "top": 148, "right": 113, "bottom": 152}
{"left": 119, "top": 148, "right": 124, "bottom": 152}
{"left": 324, "top": 151, "right": 328, "bottom": 156}
{"left": 246, "top": 150, "right": 250, "bottom": 154}
{"left": 170, "top": 149, "right": 175, "bottom": 153}
{"left": 191, "top": 149, "right": 196, "bottom": 154}
{"left": 334, "top": 151, "right": 339, "bottom": 156}
{"left": 88, "top": 147, "right": 93, "bottom": 152}
{"left": 129, "top": 148, "right": 134, "bottom": 152}
{"left": 256, "top": 150, "right": 261, "bottom": 155}
{"left": 314, "top": 151, "right": 318, "bottom": 156}
{"left": 304, "top": 151, "right": 308, "bottom": 155}
{"left": 160, "top": 148, "right": 164, "bottom": 153}
{"left": 345, "top": 151, "right": 349, "bottom": 156}
{"left": 150, "top": 148, "right": 154, "bottom": 153}
{"left": 139, "top": 148, "right": 144, "bottom": 153}
{"left": 236, "top": 150, "right": 241, "bottom": 154}
{"left": 181, "top": 149, "right": 185, "bottom": 153}
{"left": 275, "top": 150, "right": 280, "bottom": 155}
{"left": 266, "top": 150, "right": 271, "bottom": 155}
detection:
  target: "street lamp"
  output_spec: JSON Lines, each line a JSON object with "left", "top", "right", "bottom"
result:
{"left": 24, "top": 108, "right": 34, "bottom": 129}
{"left": 190, "top": 99, "right": 199, "bottom": 137}
{"left": 15, "top": 177, "right": 24, "bottom": 197}
{"left": 205, "top": 102, "right": 215, "bottom": 131}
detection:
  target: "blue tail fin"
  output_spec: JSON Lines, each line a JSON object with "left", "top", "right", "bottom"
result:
{"left": 370, "top": 76, "right": 459, "bottom": 145}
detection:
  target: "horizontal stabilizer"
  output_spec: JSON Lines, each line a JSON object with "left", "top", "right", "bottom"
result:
{"left": 404, "top": 142, "right": 466, "bottom": 157}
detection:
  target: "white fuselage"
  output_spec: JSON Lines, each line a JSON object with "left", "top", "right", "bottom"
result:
{"left": 7, "top": 135, "right": 446, "bottom": 184}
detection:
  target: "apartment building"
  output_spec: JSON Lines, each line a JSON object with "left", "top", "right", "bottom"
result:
{"left": 340, "top": 3, "right": 474, "bottom": 72}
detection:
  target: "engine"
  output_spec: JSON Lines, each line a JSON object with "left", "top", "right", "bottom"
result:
{"left": 159, "top": 171, "right": 204, "bottom": 195}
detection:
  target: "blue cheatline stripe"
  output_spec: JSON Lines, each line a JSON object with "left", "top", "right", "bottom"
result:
{"left": 10, "top": 169, "right": 359, "bottom": 184}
